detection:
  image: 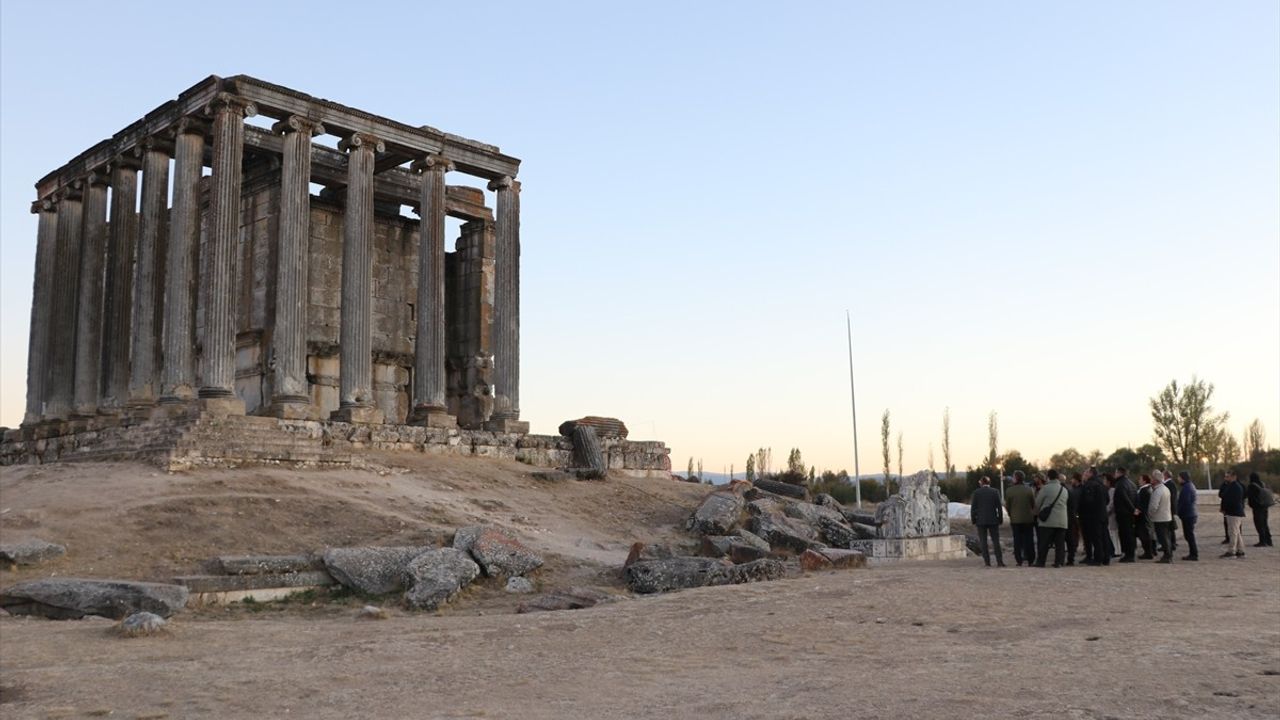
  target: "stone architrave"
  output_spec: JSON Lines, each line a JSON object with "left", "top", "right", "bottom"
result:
{"left": 44, "top": 182, "right": 84, "bottom": 421}
{"left": 486, "top": 176, "right": 527, "bottom": 433}
{"left": 408, "top": 154, "right": 456, "bottom": 428}
{"left": 267, "top": 115, "right": 324, "bottom": 419}
{"left": 197, "top": 93, "right": 255, "bottom": 415}
{"left": 124, "top": 139, "right": 172, "bottom": 409}
{"left": 22, "top": 199, "right": 58, "bottom": 425}
{"left": 71, "top": 170, "right": 112, "bottom": 417}
{"left": 158, "top": 118, "right": 208, "bottom": 406}
{"left": 330, "top": 132, "right": 385, "bottom": 425}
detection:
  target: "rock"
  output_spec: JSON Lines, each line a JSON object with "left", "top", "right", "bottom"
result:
{"left": 799, "top": 549, "right": 835, "bottom": 571}
{"left": 700, "top": 536, "right": 735, "bottom": 557}
{"left": 452, "top": 525, "right": 543, "bottom": 577}
{"left": 215, "top": 554, "right": 321, "bottom": 575}
{"left": 624, "top": 542, "right": 688, "bottom": 567}
{"left": 749, "top": 513, "right": 822, "bottom": 554}
{"left": 321, "top": 546, "right": 430, "bottom": 595}
{"left": 402, "top": 548, "right": 480, "bottom": 610}
{"left": 752, "top": 478, "right": 808, "bottom": 500}
{"left": 783, "top": 501, "right": 848, "bottom": 528}
{"left": 816, "top": 516, "right": 859, "bottom": 549}
{"left": 746, "top": 497, "right": 785, "bottom": 517}
{"left": 531, "top": 470, "right": 572, "bottom": 482}
{"left": 817, "top": 548, "right": 867, "bottom": 569}
{"left": 728, "top": 558, "right": 787, "bottom": 584}
{"left": 558, "top": 416, "right": 628, "bottom": 440}
{"left": 0, "top": 539, "right": 66, "bottom": 567}
{"left": 687, "top": 492, "right": 745, "bottom": 535}
{"left": 568, "top": 425, "right": 608, "bottom": 480}
{"left": 814, "top": 493, "right": 840, "bottom": 509}
{"left": 734, "top": 529, "right": 772, "bottom": 553}
{"left": 0, "top": 578, "right": 189, "bottom": 620}
{"left": 356, "top": 605, "right": 389, "bottom": 620}
{"left": 706, "top": 531, "right": 773, "bottom": 564}
{"left": 505, "top": 577, "right": 534, "bottom": 594}
{"left": 728, "top": 543, "right": 770, "bottom": 564}
{"left": 118, "top": 611, "right": 166, "bottom": 637}
{"left": 624, "top": 557, "right": 734, "bottom": 594}
{"left": 517, "top": 586, "right": 617, "bottom": 613}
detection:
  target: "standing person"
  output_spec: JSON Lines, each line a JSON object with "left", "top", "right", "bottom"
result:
{"left": 1065, "top": 472, "right": 1083, "bottom": 566}
{"left": 1106, "top": 475, "right": 1119, "bottom": 559}
{"left": 1148, "top": 470, "right": 1173, "bottom": 563}
{"left": 970, "top": 476, "right": 1006, "bottom": 567}
{"left": 1246, "top": 472, "right": 1275, "bottom": 547}
{"left": 1220, "top": 471, "right": 1246, "bottom": 558}
{"left": 1113, "top": 468, "right": 1139, "bottom": 563}
{"left": 1034, "top": 469, "right": 1069, "bottom": 567}
{"left": 1006, "top": 471, "right": 1038, "bottom": 567}
{"left": 1135, "top": 474, "right": 1156, "bottom": 559}
{"left": 1177, "top": 471, "right": 1199, "bottom": 561}
{"left": 1079, "top": 467, "right": 1110, "bottom": 565}
{"left": 1163, "top": 469, "right": 1180, "bottom": 554}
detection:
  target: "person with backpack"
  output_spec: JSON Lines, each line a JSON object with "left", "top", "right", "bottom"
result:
{"left": 1033, "top": 469, "right": 1069, "bottom": 568}
{"left": 1246, "top": 472, "right": 1274, "bottom": 547}
{"left": 1177, "top": 471, "right": 1199, "bottom": 561}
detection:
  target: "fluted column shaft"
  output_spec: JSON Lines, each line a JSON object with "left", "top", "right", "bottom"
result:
{"left": 99, "top": 158, "right": 139, "bottom": 410}
{"left": 125, "top": 142, "right": 171, "bottom": 407}
{"left": 45, "top": 185, "right": 83, "bottom": 420}
{"left": 198, "top": 94, "right": 255, "bottom": 403}
{"left": 269, "top": 116, "right": 324, "bottom": 416}
{"left": 332, "top": 132, "right": 383, "bottom": 423}
{"left": 489, "top": 176, "right": 522, "bottom": 422}
{"left": 411, "top": 154, "right": 453, "bottom": 422}
{"left": 160, "top": 120, "right": 207, "bottom": 403}
{"left": 72, "top": 171, "right": 112, "bottom": 416}
{"left": 23, "top": 199, "right": 59, "bottom": 425}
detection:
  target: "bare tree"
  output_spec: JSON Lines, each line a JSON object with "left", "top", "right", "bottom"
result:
{"left": 896, "top": 431, "right": 904, "bottom": 481}
{"left": 1245, "top": 419, "right": 1267, "bottom": 460}
{"left": 942, "top": 407, "right": 953, "bottom": 481}
{"left": 687, "top": 457, "right": 694, "bottom": 480}
{"left": 881, "top": 410, "right": 891, "bottom": 484}
{"left": 1150, "top": 377, "right": 1229, "bottom": 464}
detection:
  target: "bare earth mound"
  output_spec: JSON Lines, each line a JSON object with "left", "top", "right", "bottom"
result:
{"left": 2, "top": 458, "right": 1277, "bottom": 719}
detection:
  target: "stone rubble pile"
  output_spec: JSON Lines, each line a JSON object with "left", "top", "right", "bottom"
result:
{"left": 625, "top": 482, "right": 870, "bottom": 594}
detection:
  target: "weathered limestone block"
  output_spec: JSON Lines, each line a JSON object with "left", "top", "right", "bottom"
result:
{"left": 0, "top": 539, "right": 67, "bottom": 567}
{"left": 728, "top": 558, "right": 787, "bottom": 584}
{"left": 214, "top": 554, "right": 321, "bottom": 575}
{"left": 0, "top": 578, "right": 189, "bottom": 620}
{"left": 799, "top": 549, "right": 834, "bottom": 572}
{"left": 687, "top": 491, "right": 745, "bottom": 536}
{"left": 452, "top": 525, "right": 543, "bottom": 577}
{"left": 402, "top": 548, "right": 480, "bottom": 610}
{"left": 749, "top": 513, "right": 823, "bottom": 554}
{"left": 558, "top": 416, "right": 628, "bottom": 440}
{"left": 624, "top": 542, "right": 693, "bottom": 567}
{"left": 817, "top": 548, "right": 868, "bottom": 569}
{"left": 119, "top": 611, "right": 167, "bottom": 637}
{"left": 321, "top": 546, "right": 430, "bottom": 595}
{"left": 752, "top": 478, "right": 808, "bottom": 500}
{"left": 624, "top": 557, "right": 734, "bottom": 594}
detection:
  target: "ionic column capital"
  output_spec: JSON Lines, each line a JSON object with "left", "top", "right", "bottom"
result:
{"left": 175, "top": 115, "right": 212, "bottom": 137}
{"left": 57, "top": 179, "right": 84, "bottom": 201}
{"left": 138, "top": 134, "right": 175, "bottom": 156}
{"left": 338, "top": 132, "right": 384, "bottom": 154}
{"left": 85, "top": 168, "right": 112, "bottom": 187}
{"left": 204, "top": 92, "right": 257, "bottom": 119}
{"left": 31, "top": 197, "right": 56, "bottom": 214}
{"left": 487, "top": 175, "right": 515, "bottom": 192}
{"left": 109, "top": 152, "right": 143, "bottom": 172}
{"left": 411, "top": 154, "right": 454, "bottom": 174}
{"left": 273, "top": 115, "right": 326, "bottom": 136}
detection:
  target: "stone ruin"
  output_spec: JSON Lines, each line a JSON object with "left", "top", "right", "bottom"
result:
{"left": 846, "top": 471, "right": 965, "bottom": 562}
{"left": 0, "top": 75, "right": 670, "bottom": 476}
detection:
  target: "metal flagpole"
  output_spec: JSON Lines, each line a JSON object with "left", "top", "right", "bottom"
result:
{"left": 847, "top": 311, "right": 861, "bottom": 507}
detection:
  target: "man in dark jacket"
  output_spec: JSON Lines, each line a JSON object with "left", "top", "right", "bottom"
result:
{"left": 1005, "top": 471, "right": 1038, "bottom": 567}
{"left": 1220, "top": 471, "right": 1247, "bottom": 558}
{"left": 970, "top": 476, "right": 1005, "bottom": 567}
{"left": 1163, "top": 470, "right": 1180, "bottom": 553}
{"left": 1113, "top": 468, "right": 1139, "bottom": 562}
{"left": 1177, "top": 470, "right": 1199, "bottom": 561}
{"left": 1078, "top": 466, "right": 1110, "bottom": 565}
{"left": 1246, "top": 472, "right": 1274, "bottom": 547}
{"left": 1065, "top": 472, "right": 1083, "bottom": 566}
{"left": 1135, "top": 475, "right": 1156, "bottom": 559}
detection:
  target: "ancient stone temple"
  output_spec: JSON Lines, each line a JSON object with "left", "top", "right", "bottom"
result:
{"left": 3, "top": 75, "right": 670, "bottom": 476}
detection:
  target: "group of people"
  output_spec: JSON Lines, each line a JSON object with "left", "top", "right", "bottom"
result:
{"left": 968, "top": 467, "right": 1275, "bottom": 568}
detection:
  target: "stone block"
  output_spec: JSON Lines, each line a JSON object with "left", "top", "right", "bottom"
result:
{"left": 198, "top": 396, "right": 246, "bottom": 417}
{"left": 330, "top": 405, "right": 385, "bottom": 424}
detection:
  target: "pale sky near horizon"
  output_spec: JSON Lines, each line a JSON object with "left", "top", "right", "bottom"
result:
{"left": 1, "top": 1, "right": 1277, "bottom": 476}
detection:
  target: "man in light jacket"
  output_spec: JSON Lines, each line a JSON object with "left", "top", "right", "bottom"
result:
{"left": 970, "top": 476, "right": 1005, "bottom": 567}
{"left": 1148, "top": 470, "right": 1173, "bottom": 563}
{"left": 1033, "top": 469, "right": 1070, "bottom": 568}
{"left": 1177, "top": 471, "right": 1199, "bottom": 561}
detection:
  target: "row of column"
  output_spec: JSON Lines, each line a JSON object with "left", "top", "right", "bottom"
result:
{"left": 24, "top": 95, "right": 522, "bottom": 429}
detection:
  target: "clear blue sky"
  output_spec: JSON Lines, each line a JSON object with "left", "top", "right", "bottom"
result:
{"left": 2, "top": 1, "right": 1277, "bottom": 475}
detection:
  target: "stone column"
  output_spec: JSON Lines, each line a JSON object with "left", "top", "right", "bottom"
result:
{"left": 331, "top": 132, "right": 384, "bottom": 424}
{"left": 124, "top": 138, "right": 171, "bottom": 409}
{"left": 486, "top": 176, "right": 528, "bottom": 433}
{"left": 44, "top": 182, "right": 83, "bottom": 421}
{"left": 159, "top": 118, "right": 207, "bottom": 406}
{"left": 408, "top": 154, "right": 456, "bottom": 428}
{"left": 22, "top": 199, "right": 59, "bottom": 426}
{"left": 71, "top": 170, "right": 111, "bottom": 418}
{"left": 197, "top": 93, "right": 255, "bottom": 415}
{"left": 268, "top": 115, "right": 324, "bottom": 419}
{"left": 97, "top": 157, "right": 139, "bottom": 412}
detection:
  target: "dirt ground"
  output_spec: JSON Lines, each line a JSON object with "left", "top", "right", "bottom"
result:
{"left": 1, "top": 458, "right": 1278, "bottom": 719}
